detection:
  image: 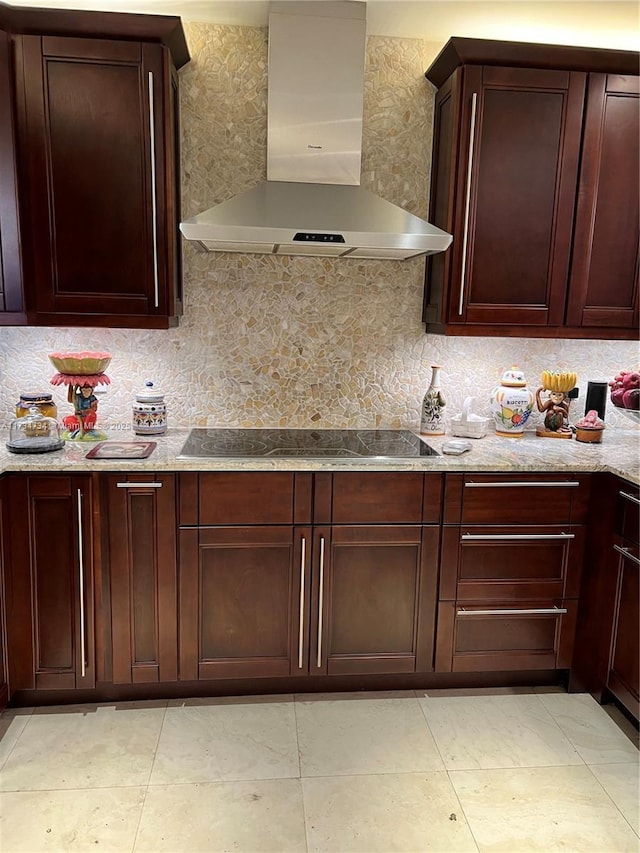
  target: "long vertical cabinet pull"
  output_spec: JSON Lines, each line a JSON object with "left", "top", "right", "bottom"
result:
{"left": 316, "top": 536, "right": 325, "bottom": 669}
{"left": 458, "top": 91, "right": 478, "bottom": 316}
{"left": 298, "top": 537, "right": 306, "bottom": 669}
{"left": 76, "top": 488, "right": 86, "bottom": 678}
{"left": 148, "top": 71, "right": 160, "bottom": 308}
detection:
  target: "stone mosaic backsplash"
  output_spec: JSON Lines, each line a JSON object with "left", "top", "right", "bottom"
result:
{"left": 0, "top": 23, "right": 637, "bottom": 434}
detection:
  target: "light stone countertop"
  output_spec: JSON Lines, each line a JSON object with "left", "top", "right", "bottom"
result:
{"left": 0, "top": 427, "right": 638, "bottom": 485}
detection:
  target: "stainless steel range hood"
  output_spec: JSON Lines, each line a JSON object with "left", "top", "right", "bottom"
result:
{"left": 179, "top": 1, "right": 452, "bottom": 260}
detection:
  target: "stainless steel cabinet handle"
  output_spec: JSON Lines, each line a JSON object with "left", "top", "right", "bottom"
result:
{"left": 465, "top": 480, "right": 580, "bottom": 488}
{"left": 458, "top": 91, "right": 477, "bottom": 316}
{"left": 619, "top": 491, "right": 640, "bottom": 507}
{"left": 148, "top": 71, "right": 159, "bottom": 309}
{"left": 613, "top": 544, "right": 640, "bottom": 567}
{"left": 462, "top": 532, "right": 574, "bottom": 541}
{"left": 317, "top": 536, "right": 325, "bottom": 669}
{"left": 298, "top": 537, "right": 306, "bottom": 670}
{"left": 457, "top": 606, "right": 568, "bottom": 617}
{"left": 77, "top": 489, "right": 86, "bottom": 678}
{"left": 116, "top": 482, "right": 162, "bottom": 488}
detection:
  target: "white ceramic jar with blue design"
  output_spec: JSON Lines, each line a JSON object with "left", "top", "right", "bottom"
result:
{"left": 133, "top": 381, "right": 167, "bottom": 435}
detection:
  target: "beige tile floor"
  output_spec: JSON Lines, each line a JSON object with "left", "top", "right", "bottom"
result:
{"left": 0, "top": 688, "right": 638, "bottom": 853}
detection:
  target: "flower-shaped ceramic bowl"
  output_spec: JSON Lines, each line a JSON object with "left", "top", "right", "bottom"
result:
{"left": 49, "top": 351, "right": 111, "bottom": 375}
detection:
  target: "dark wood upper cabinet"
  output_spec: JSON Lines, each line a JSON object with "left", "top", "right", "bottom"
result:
{"left": 424, "top": 40, "right": 639, "bottom": 340}
{"left": 0, "top": 26, "right": 25, "bottom": 323}
{"left": 0, "top": 1, "right": 189, "bottom": 328}
{"left": 566, "top": 74, "right": 639, "bottom": 329}
{"left": 15, "top": 35, "right": 182, "bottom": 327}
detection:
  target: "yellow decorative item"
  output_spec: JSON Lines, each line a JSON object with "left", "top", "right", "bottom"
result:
{"left": 540, "top": 371, "right": 578, "bottom": 394}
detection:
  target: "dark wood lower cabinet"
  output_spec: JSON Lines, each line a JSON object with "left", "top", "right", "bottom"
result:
{"left": 607, "top": 538, "right": 639, "bottom": 719}
{"left": 179, "top": 526, "right": 309, "bottom": 680}
{"left": 571, "top": 476, "right": 639, "bottom": 722}
{"left": 3, "top": 474, "right": 95, "bottom": 692}
{"left": 106, "top": 475, "right": 177, "bottom": 684}
{"left": 436, "top": 600, "right": 578, "bottom": 672}
{"left": 0, "top": 477, "right": 7, "bottom": 708}
{"left": 311, "top": 525, "right": 439, "bottom": 676}
{"left": 5, "top": 469, "right": 633, "bottom": 707}
{"left": 177, "top": 521, "right": 439, "bottom": 682}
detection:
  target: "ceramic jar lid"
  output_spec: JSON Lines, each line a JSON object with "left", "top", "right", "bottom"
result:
{"left": 135, "top": 381, "right": 164, "bottom": 404}
{"left": 500, "top": 366, "right": 528, "bottom": 388}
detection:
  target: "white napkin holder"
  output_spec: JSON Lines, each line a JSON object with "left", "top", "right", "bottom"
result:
{"left": 451, "top": 396, "right": 490, "bottom": 439}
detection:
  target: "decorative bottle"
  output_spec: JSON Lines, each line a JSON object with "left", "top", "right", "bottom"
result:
{"left": 490, "top": 366, "right": 534, "bottom": 438}
{"left": 420, "top": 365, "right": 446, "bottom": 436}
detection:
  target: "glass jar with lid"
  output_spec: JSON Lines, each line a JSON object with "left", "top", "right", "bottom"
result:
{"left": 6, "top": 406, "right": 64, "bottom": 453}
{"left": 16, "top": 392, "right": 58, "bottom": 421}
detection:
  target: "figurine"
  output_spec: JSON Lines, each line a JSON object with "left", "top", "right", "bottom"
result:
{"left": 536, "top": 388, "right": 571, "bottom": 434}
{"left": 49, "top": 351, "right": 111, "bottom": 441}
{"left": 62, "top": 384, "right": 100, "bottom": 437}
{"left": 535, "top": 371, "right": 577, "bottom": 439}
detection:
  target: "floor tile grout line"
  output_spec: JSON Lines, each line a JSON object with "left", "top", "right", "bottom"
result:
{"left": 292, "top": 700, "right": 310, "bottom": 853}
{"left": 0, "top": 783, "right": 151, "bottom": 794}
{"left": 130, "top": 700, "right": 169, "bottom": 853}
{"left": 528, "top": 692, "right": 589, "bottom": 766}
{"left": 442, "top": 763, "right": 482, "bottom": 853}
{"left": 0, "top": 708, "right": 36, "bottom": 773}
{"left": 415, "top": 696, "right": 482, "bottom": 852}
{"left": 415, "top": 692, "right": 599, "bottom": 772}
{"left": 583, "top": 761, "right": 640, "bottom": 839}
{"left": 534, "top": 693, "right": 638, "bottom": 766}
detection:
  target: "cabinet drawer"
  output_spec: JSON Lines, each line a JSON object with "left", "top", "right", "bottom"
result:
{"left": 317, "top": 472, "right": 441, "bottom": 524}
{"left": 445, "top": 474, "right": 586, "bottom": 525}
{"left": 440, "top": 525, "right": 584, "bottom": 601}
{"left": 615, "top": 483, "right": 639, "bottom": 545}
{"left": 195, "top": 473, "right": 311, "bottom": 525}
{"left": 435, "top": 599, "right": 577, "bottom": 672}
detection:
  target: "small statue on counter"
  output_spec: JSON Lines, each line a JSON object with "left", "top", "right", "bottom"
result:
{"left": 536, "top": 388, "right": 571, "bottom": 433}
{"left": 535, "top": 370, "right": 577, "bottom": 439}
{"left": 62, "top": 384, "right": 100, "bottom": 437}
{"left": 49, "top": 351, "right": 111, "bottom": 441}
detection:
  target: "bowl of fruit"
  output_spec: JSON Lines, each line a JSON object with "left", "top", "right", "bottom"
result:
{"left": 609, "top": 370, "right": 640, "bottom": 423}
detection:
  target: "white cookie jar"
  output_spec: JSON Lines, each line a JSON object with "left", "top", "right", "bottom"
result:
{"left": 132, "top": 381, "right": 167, "bottom": 435}
{"left": 490, "top": 366, "right": 534, "bottom": 438}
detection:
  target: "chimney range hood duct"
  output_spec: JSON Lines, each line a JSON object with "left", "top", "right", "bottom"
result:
{"left": 179, "top": 1, "right": 452, "bottom": 260}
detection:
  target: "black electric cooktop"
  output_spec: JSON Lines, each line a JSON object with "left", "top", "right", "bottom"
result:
{"left": 178, "top": 429, "right": 439, "bottom": 460}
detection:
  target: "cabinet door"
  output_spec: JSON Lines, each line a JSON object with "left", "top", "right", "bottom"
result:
{"left": 17, "top": 36, "right": 179, "bottom": 327}
{"left": 428, "top": 65, "right": 585, "bottom": 330}
{"left": 179, "top": 526, "right": 310, "bottom": 680}
{"left": 608, "top": 540, "right": 639, "bottom": 720}
{"left": 0, "top": 28, "right": 24, "bottom": 322}
{"left": 310, "top": 526, "right": 438, "bottom": 676}
{"left": 567, "top": 74, "right": 639, "bottom": 329}
{"left": 0, "top": 477, "right": 7, "bottom": 707}
{"left": 4, "top": 475, "right": 95, "bottom": 691}
{"left": 106, "top": 475, "right": 177, "bottom": 684}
